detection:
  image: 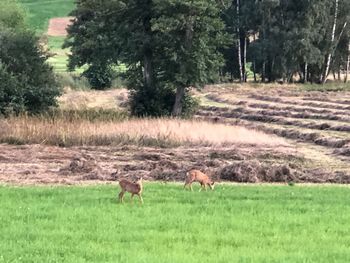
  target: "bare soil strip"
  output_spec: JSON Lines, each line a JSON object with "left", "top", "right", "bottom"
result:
{"left": 47, "top": 17, "right": 73, "bottom": 37}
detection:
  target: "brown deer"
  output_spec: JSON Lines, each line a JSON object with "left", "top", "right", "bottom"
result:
{"left": 118, "top": 177, "right": 143, "bottom": 204}
{"left": 184, "top": 169, "right": 215, "bottom": 191}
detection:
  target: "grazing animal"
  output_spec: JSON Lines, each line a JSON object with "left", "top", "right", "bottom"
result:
{"left": 118, "top": 177, "right": 143, "bottom": 204}
{"left": 184, "top": 169, "right": 215, "bottom": 191}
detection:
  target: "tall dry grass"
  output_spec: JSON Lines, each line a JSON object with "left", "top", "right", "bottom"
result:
{"left": 0, "top": 116, "right": 287, "bottom": 147}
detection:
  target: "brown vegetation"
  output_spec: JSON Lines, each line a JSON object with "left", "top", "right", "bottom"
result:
{"left": 0, "top": 116, "right": 287, "bottom": 148}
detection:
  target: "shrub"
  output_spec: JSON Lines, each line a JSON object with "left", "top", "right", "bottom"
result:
{"left": 0, "top": 63, "right": 24, "bottom": 115}
{"left": 0, "top": 27, "right": 61, "bottom": 114}
{"left": 129, "top": 84, "right": 199, "bottom": 118}
{"left": 82, "top": 64, "right": 113, "bottom": 90}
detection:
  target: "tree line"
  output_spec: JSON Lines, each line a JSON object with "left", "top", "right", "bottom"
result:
{"left": 1, "top": 0, "right": 349, "bottom": 117}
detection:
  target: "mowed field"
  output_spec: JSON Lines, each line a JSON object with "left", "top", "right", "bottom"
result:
{"left": 1, "top": 184, "right": 350, "bottom": 262}
{"left": 197, "top": 84, "right": 350, "bottom": 178}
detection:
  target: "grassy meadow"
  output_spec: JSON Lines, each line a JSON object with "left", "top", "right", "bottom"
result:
{"left": 1, "top": 183, "right": 350, "bottom": 262}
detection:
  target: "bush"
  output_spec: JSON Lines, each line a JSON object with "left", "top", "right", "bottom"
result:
{"left": 129, "top": 84, "right": 199, "bottom": 117}
{"left": 82, "top": 64, "right": 113, "bottom": 90}
{"left": 0, "top": 63, "right": 24, "bottom": 115}
{"left": 0, "top": 27, "right": 61, "bottom": 114}
{"left": 129, "top": 85, "right": 174, "bottom": 117}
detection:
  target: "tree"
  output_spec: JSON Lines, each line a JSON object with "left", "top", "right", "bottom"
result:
{"left": 66, "top": 0, "right": 225, "bottom": 116}
{"left": 153, "top": 0, "right": 227, "bottom": 115}
{"left": 0, "top": 2, "right": 61, "bottom": 115}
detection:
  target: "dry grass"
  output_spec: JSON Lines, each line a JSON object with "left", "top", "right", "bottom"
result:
{"left": 0, "top": 116, "right": 287, "bottom": 147}
{"left": 58, "top": 88, "right": 128, "bottom": 110}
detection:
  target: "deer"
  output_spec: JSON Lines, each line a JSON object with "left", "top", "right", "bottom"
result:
{"left": 184, "top": 169, "right": 215, "bottom": 191}
{"left": 118, "top": 177, "right": 143, "bottom": 204}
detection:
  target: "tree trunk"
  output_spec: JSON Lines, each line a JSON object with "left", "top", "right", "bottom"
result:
{"left": 345, "top": 40, "right": 350, "bottom": 83}
{"left": 262, "top": 62, "right": 266, "bottom": 82}
{"left": 172, "top": 87, "right": 186, "bottom": 116}
{"left": 243, "top": 36, "right": 247, "bottom": 82}
{"left": 304, "top": 62, "right": 308, "bottom": 83}
{"left": 142, "top": 10, "right": 153, "bottom": 88}
{"left": 236, "top": 0, "right": 243, "bottom": 82}
{"left": 253, "top": 34, "right": 257, "bottom": 82}
{"left": 172, "top": 15, "right": 194, "bottom": 116}
{"left": 322, "top": 0, "right": 339, "bottom": 84}
{"left": 143, "top": 51, "right": 153, "bottom": 88}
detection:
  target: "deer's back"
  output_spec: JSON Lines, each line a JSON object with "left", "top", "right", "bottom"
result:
{"left": 119, "top": 179, "right": 142, "bottom": 194}
{"left": 188, "top": 170, "right": 211, "bottom": 183}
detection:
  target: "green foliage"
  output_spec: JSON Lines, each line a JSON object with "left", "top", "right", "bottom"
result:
{"left": 0, "top": 26, "right": 61, "bottom": 114}
{"left": 221, "top": 0, "right": 350, "bottom": 84}
{"left": 0, "top": 63, "right": 25, "bottom": 115}
{"left": 82, "top": 64, "right": 114, "bottom": 90}
{"left": 65, "top": 0, "right": 225, "bottom": 115}
{"left": 1, "top": 184, "right": 350, "bottom": 262}
{"left": 0, "top": 0, "right": 26, "bottom": 30}
{"left": 129, "top": 85, "right": 175, "bottom": 117}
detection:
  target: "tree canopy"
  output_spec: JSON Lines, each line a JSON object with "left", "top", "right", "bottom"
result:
{"left": 0, "top": 0, "right": 61, "bottom": 115}
{"left": 65, "top": 0, "right": 226, "bottom": 116}
{"left": 65, "top": 0, "right": 350, "bottom": 116}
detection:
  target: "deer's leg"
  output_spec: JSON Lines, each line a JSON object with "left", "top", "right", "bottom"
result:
{"left": 138, "top": 194, "right": 143, "bottom": 204}
{"left": 199, "top": 183, "right": 203, "bottom": 192}
{"left": 131, "top": 193, "right": 135, "bottom": 203}
{"left": 118, "top": 191, "right": 125, "bottom": 203}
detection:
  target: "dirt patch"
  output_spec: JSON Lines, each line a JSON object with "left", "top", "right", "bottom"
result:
{"left": 47, "top": 17, "right": 74, "bottom": 37}
{"left": 219, "top": 160, "right": 299, "bottom": 183}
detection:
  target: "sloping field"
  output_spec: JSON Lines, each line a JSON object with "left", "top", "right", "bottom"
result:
{"left": 19, "top": 0, "right": 74, "bottom": 32}
{"left": 196, "top": 85, "right": 350, "bottom": 180}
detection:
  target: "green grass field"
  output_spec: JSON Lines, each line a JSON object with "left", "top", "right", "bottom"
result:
{"left": 1, "top": 183, "right": 350, "bottom": 262}
{"left": 18, "top": 0, "right": 75, "bottom": 72}
{"left": 19, "top": 0, "right": 74, "bottom": 33}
